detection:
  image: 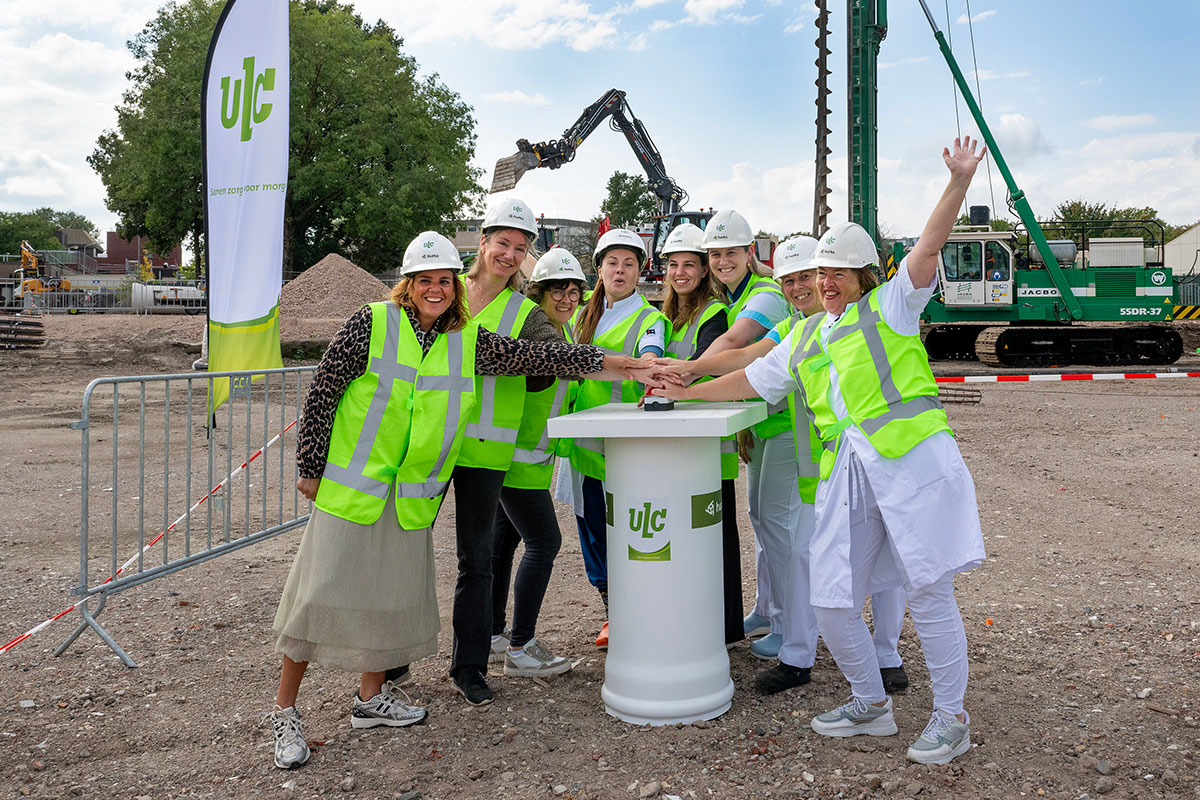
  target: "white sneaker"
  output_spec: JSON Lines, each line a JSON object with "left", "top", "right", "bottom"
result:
{"left": 811, "top": 696, "right": 898, "bottom": 738}
{"left": 906, "top": 709, "right": 971, "bottom": 764}
{"left": 503, "top": 637, "right": 573, "bottom": 677}
{"left": 350, "top": 681, "right": 428, "bottom": 729}
{"left": 489, "top": 629, "right": 511, "bottom": 664}
{"left": 265, "top": 705, "right": 310, "bottom": 769}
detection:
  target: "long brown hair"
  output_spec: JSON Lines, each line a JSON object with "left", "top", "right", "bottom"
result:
{"left": 467, "top": 229, "right": 537, "bottom": 292}
{"left": 662, "top": 253, "right": 722, "bottom": 330}
{"left": 390, "top": 272, "right": 469, "bottom": 333}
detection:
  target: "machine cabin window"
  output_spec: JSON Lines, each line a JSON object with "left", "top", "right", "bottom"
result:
{"left": 984, "top": 241, "right": 1010, "bottom": 282}
{"left": 941, "top": 242, "right": 983, "bottom": 281}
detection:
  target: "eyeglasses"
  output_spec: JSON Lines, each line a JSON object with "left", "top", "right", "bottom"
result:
{"left": 549, "top": 288, "right": 581, "bottom": 301}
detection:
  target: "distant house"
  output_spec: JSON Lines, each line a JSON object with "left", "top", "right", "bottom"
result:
{"left": 55, "top": 228, "right": 103, "bottom": 259}
{"left": 94, "top": 233, "right": 183, "bottom": 276}
{"left": 1165, "top": 222, "right": 1200, "bottom": 276}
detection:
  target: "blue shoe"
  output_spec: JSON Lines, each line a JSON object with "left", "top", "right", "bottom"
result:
{"left": 749, "top": 632, "right": 782, "bottom": 660}
{"left": 743, "top": 613, "right": 771, "bottom": 639}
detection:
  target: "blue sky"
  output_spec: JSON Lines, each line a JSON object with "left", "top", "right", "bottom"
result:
{"left": 2, "top": 0, "right": 1198, "bottom": 248}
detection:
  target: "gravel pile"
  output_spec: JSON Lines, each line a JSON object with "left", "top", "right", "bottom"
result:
{"left": 280, "top": 253, "right": 390, "bottom": 321}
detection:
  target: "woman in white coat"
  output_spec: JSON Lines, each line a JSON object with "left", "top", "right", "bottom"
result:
{"left": 649, "top": 138, "right": 988, "bottom": 765}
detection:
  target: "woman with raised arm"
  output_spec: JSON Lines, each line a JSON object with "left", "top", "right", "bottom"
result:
{"left": 265, "top": 232, "right": 644, "bottom": 770}
{"left": 649, "top": 138, "right": 988, "bottom": 765}
{"left": 653, "top": 236, "right": 909, "bottom": 698}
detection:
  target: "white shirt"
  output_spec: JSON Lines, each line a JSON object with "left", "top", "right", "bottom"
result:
{"left": 745, "top": 259, "right": 986, "bottom": 606}
{"left": 595, "top": 291, "right": 665, "bottom": 356}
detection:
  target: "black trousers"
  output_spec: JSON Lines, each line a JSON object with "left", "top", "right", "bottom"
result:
{"left": 490, "top": 486, "right": 563, "bottom": 649}
{"left": 448, "top": 465, "right": 506, "bottom": 678}
{"left": 721, "top": 479, "right": 745, "bottom": 646}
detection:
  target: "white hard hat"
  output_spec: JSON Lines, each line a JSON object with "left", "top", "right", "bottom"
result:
{"left": 701, "top": 209, "right": 755, "bottom": 249}
{"left": 773, "top": 235, "right": 820, "bottom": 280}
{"left": 530, "top": 248, "right": 586, "bottom": 284}
{"left": 401, "top": 231, "right": 464, "bottom": 275}
{"left": 810, "top": 221, "right": 879, "bottom": 270}
{"left": 482, "top": 196, "right": 538, "bottom": 238}
{"left": 593, "top": 228, "right": 647, "bottom": 265}
{"left": 660, "top": 223, "right": 707, "bottom": 256}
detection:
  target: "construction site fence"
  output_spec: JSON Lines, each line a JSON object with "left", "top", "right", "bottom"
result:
{"left": 0, "top": 278, "right": 206, "bottom": 315}
{"left": 60, "top": 366, "right": 315, "bottom": 667}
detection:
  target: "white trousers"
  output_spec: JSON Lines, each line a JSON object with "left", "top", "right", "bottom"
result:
{"left": 779, "top": 505, "right": 906, "bottom": 669}
{"left": 812, "top": 455, "right": 968, "bottom": 715}
{"left": 745, "top": 431, "right": 799, "bottom": 635}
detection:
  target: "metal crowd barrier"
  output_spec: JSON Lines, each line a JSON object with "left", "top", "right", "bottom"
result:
{"left": 58, "top": 366, "right": 315, "bottom": 667}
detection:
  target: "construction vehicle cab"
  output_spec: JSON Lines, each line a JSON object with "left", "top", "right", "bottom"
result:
{"left": 936, "top": 228, "right": 1016, "bottom": 309}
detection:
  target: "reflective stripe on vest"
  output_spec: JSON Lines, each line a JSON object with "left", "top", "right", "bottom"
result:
{"left": 510, "top": 378, "right": 570, "bottom": 466}
{"left": 321, "top": 303, "right": 412, "bottom": 500}
{"left": 665, "top": 300, "right": 724, "bottom": 360}
{"left": 789, "top": 291, "right": 949, "bottom": 477}
{"left": 317, "top": 303, "right": 478, "bottom": 528}
{"left": 394, "top": 342, "right": 475, "bottom": 499}
{"left": 594, "top": 306, "right": 655, "bottom": 402}
{"left": 463, "top": 290, "right": 527, "bottom": 443}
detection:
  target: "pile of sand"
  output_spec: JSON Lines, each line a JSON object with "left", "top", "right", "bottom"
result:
{"left": 280, "top": 253, "right": 391, "bottom": 321}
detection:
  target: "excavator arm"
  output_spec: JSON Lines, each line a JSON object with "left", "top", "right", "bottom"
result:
{"left": 490, "top": 88, "right": 687, "bottom": 215}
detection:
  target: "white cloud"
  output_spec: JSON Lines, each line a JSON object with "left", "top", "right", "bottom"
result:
{"left": 0, "top": 0, "right": 163, "bottom": 35}
{"left": 368, "top": 1, "right": 621, "bottom": 52}
{"left": 683, "top": 0, "right": 744, "bottom": 24}
{"left": 965, "top": 69, "right": 1031, "bottom": 81}
{"left": 1083, "top": 113, "right": 1159, "bottom": 132}
{"left": 784, "top": 17, "right": 805, "bottom": 34}
{"left": 955, "top": 9, "right": 997, "bottom": 24}
{"left": 1079, "top": 76, "right": 1104, "bottom": 86}
{"left": 482, "top": 90, "right": 551, "bottom": 106}
{"left": 991, "top": 113, "right": 1053, "bottom": 159}
{"left": 880, "top": 56, "right": 930, "bottom": 69}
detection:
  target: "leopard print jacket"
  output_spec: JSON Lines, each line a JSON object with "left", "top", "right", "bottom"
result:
{"left": 296, "top": 303, "right": 602, "bottom": 478}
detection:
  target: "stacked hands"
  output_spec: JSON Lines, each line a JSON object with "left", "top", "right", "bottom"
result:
{"left": 602, "top": 354, "right": 694, "bottom": 403}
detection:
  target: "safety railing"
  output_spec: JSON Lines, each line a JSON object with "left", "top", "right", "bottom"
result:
{"left": 2, "top": 282, "right": 206, "bottom": 315}
{"left": 55, "top": 366, "right": 315, "bottom": 667}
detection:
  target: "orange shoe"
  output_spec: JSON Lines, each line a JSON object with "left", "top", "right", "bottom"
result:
{"left": 595, "top": 621, "right": 609, "bottom": 649}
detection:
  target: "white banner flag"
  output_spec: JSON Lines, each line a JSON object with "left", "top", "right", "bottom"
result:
{"left": 201, "top": 0, "right": 289, "bottom": 409}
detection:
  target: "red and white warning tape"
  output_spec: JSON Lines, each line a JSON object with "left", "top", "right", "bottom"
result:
{"left": 1, "top": 418, "right": 299, "bottom": 655}
{"left": 937, "top": 370, "right": 1200, "bottom": 384}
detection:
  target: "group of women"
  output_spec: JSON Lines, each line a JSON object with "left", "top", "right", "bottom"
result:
{"left": 262, "top": 136, "right": 989, "bottom": 771}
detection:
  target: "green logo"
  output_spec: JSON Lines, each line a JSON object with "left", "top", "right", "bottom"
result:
{"left": 691, "top": 489, "right": 723, "bottom": 528}
{"left": 716, "top": 224, "right": 726, "bottom": 232}
{"left": 512, "top": 205, "right": 524, "bottom": 213}
{"left": 561, "top": 257, "right": 571, "bottom": 265}
{"left": 220, "top": 56, "right": 276, "bottom": 143}
{"left": 626, "top": 499, "right": 669, "bottom": 561}
{"left": 423, "top": 240, "right": 434, "bottom": 249}
{"left": 787, "top": 243, "right": 796, "bottom": 251}
{"left": 826, "top": 236, "right": 837, "bottom": 245}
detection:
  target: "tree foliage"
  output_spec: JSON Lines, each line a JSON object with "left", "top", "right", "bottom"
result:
{"left": 90, "top": 0, "right": 484, "bottom": 274}
{"left": 598, "top": 171, "right": 658, "bottom": 228}
{"left": 1050, "top": 198, "right": 1181, "bottom": 244}
{"left": 0, "top": 210, "right": 79, "bottom": 254}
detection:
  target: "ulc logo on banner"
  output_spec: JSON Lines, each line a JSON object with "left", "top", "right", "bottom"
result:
{"left": 220, "top": 56, "right": 276, "bottom": 142}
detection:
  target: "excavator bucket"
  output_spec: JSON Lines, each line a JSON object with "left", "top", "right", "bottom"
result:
{"left": 490, "top": 151, "right": 540, "bottom": 194}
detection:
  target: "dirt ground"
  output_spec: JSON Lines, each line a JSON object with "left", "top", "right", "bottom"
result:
{"left": 2, "top": 314, "right": 1200, "bottom": 800}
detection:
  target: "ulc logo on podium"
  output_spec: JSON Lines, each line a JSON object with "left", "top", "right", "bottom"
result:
{"left": 626, "top": 500, "right": 670, "bottom": 562}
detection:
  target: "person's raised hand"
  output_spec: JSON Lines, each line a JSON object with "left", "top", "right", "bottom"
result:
{"left": 943, "top": 135, "right": 987, "bottom": 181}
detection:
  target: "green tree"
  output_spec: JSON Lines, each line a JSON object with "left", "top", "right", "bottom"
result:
{"left": 0, "top": 212, "right": 60, "bottom": 255}
{"left": 90, "top": 0, "right": 483, "bottom": 274}
{"left": 1050, "top": 198, "right": 1175, "bottom": 244}
{"left": 30, "top": 208, "right": 100, "bottom": 239}
{"left": 598, "top": 171, "right": 658, "bottom": 228}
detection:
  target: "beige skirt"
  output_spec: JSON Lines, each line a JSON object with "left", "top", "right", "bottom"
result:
{"left": 273, "top": 492, "right": 439, "bottom": 673}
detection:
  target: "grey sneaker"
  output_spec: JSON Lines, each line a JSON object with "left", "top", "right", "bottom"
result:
{"left": 906, "top": 709, "right": 971, "bottom": 764}
{"left": 811, "top": 696, "right": 898, "bottom": 738}
{"left": 503, "top": 637, "right": 573, "bottom": 677}
{"left": 351, "top": 681, "right": 428, "bottom": 729}
{"left": 265, "top": 705, "right": 310, "bottom": 769}
{"left": 489, "top": 629, "right": 511, "bottom": 664}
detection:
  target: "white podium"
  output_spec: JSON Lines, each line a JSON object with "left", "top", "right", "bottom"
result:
{"left": 547, "top": 401, "right": 766, "bottom": 725}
